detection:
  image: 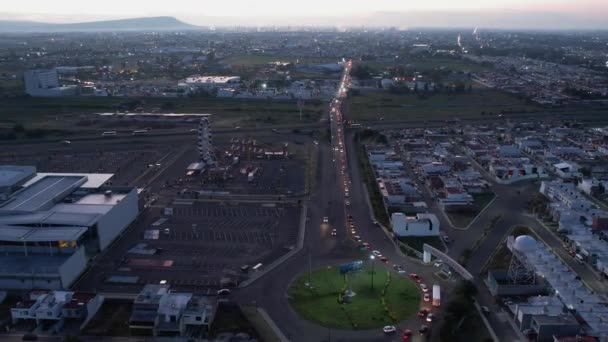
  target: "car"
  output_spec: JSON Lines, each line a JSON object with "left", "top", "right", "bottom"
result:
{"left": 392, "top": 264, "right": 400, "bottom": 271}
{"left": 380, "top": 256, "right": 389, "bottom": 264}
{"left": 349, "top": 222, "right": 355, "bottom": 228}
{"left": 331, "top": 229, "right": 337, "bottom": 237}
{"left": 383, "top": 325, "right": 397, "bottom": 334}
{"left": 434, "top": 260, "right": 443, "bottom": 267}
{"left": 163, "top": 228, "right": 171, "bottom": 235}
{"left": 423, "top": 293, "right": 430, "bottom": 302}
{"left": 417, "top": 309, "right": 429, "bottom": 318}
{"left": 323, "top": 216, "right": 329, "bottom": 224}
{"left": 350, "top": 229, "right": 356, "bottom": 234}
{"left": 372, "top": 250, "right": 382, "bottom": 257}
{"left": 402, "top": 329, "right": 413, "bottom": 340}
{"left": 345, "top": 200, "right": 350, "bottom": 206}
{"left": 217, "top": 289, "right": 231, "bottom": 296}
{"left": 419, "top": 325, "right": 429, "bottom": 335}
{"left": 373, "top": 221, "right": 379, "bottom": 226}
{"left": 409, "top": 273, "right": 422, "bottom": 283}
{"left": 363, "top": 243, "right": 372, "bottom": 250}
{"left": 60, "top": 140, "right": 71, "bottom": 145}
{"left": 420, "top": 283, "right": 429, "bottom": 292}
{"left": 426, "top": 313, "right": 435, "bottom": 322}
{"left": 398, "top": 269, "right": 407, "bottom": 275}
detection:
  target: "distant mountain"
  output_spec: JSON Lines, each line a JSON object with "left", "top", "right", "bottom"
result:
{"left": 0, "top": 16, "right": 200, "bottom": 32}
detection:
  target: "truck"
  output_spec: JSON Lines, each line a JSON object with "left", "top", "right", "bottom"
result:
{"left": 432, "top": 285, "right": 441, "bottom": 307}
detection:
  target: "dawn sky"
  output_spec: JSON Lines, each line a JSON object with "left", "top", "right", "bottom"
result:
{"left": 2, "top": 0, "right": 607, "bottom": 27}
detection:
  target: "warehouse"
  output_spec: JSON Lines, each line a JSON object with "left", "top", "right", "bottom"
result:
{"left": 0, "top": 165, "right": 139, "bottom": 290}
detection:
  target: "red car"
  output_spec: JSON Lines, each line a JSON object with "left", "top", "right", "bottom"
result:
{"left": 380, "top": 256, "right": 389, "bottom": 264}
{"left": 409, "top": 273, "right": 422, "bottom": 283}
{"left": 402, "top": 329, "right": 413, "bottom": 340}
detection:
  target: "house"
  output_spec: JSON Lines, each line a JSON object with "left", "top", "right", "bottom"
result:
{"left": 391, "top": 213, "right": 440, "bottom": 237}
{"left": 11, "top": 291, "right": 103, "bottom": 334}
{"left": 554, "top": 162, "right": 581, "bottom": 179}
{"left": 129, "top": 284, "right": 216, "bottom": 337}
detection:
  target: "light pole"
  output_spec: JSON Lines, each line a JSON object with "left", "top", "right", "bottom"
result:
{"left": 370, "top": 255, "right": 375, "bottom": 291}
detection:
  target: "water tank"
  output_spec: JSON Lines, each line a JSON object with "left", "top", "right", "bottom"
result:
{"left": 513, "top": 235, "right": 537, "bottom": 253}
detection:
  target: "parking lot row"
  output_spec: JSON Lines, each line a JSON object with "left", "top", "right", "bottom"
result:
{"left": 161, "top": 230, "right": 275, "bottom": 244}
{"left": 173, "top": 206, "right": 287, "bottom": 217}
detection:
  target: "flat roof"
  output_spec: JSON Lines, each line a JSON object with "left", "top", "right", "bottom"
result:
{"left": 76, "top": 193, "right": 127, "bottom": 206}
{"left": 24, "top": 173, "right": 113, "bottom": 189}
{"left": 0, "top": 225, "right": 87, "bottom": 242}
{"left": 0, "top": 166, "right": 36, "bottom": 188}
{"left": 1, "top": 176, "right": 85, "bottom": 212}
{"left": 0, "top": 210, "right": 100, "bottom": 227}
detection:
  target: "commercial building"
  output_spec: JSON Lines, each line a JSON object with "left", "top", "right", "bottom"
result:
{"left": 24, "top": 69, "right": 78, "bottom": 97}
{"left": 180, "top": 76, "right": 240, "bottom": 90}
{"left": 129, "top": 284, "right": 216, "bottom": 337}
{"left": 0, "top": 165, "right": 139, "bottom": 290}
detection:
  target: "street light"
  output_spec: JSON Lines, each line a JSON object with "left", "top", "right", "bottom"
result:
{"left": 370, "top": 255, "right": 375, "bottom": 291}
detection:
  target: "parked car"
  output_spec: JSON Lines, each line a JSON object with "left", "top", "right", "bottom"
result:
{"left": 323, "top": 216, "right": 329, "bottom": 224}
{"left": 372, "top": 250, "right": 382, "bottom": 257}
{"left": 383, "top": 325, "right": 397, "bottom": 334}
{"left": 217, "top": 289, "right": 231, "bottom": 296}
{"left": 426, "top": 313, "right": 435, "bottom": 322}
{"left": 418, "top": 309, "right": 429, "bottom": 318}
{"left": 420, "top": 283, "right": 429, "bottom": 292}
{"left": 419, "top": 325, "right": 429, "bottom": 335}
{"left": 402, "top": 329, "right": 412, "bottom": 340}
{"left": 423, "top": 293, "right": 430, "bottom": 302}
{"left": 409, "top": 273, "right": 422, "bottom": 283}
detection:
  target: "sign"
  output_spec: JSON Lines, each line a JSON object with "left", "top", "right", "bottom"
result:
{"left": 339, "top": 260, "right": 363, "bottom": 275}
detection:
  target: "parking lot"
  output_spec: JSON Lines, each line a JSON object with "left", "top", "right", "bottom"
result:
{"left": 74, "top": 201, "right": 301, "bottom": 293}
{"left": 0, "top": 144, "right": 172, "bottom": 186}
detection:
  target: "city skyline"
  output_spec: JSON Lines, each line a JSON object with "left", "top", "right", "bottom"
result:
{"left": 2, "top": 0, "right": 608, "bottom": 29}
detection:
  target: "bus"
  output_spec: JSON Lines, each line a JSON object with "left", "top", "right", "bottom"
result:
{"left": 432, "top": 285, "right": 441, "bottom": 307}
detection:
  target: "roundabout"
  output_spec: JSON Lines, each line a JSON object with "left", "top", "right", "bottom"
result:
{"left": 287, "top": 264, "right": 421, "bottom": 330}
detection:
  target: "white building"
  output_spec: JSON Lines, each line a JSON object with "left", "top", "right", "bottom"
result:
{"left": 391, "top": 212, "right": 440, "bottom": 237}
{"left": 24, "top": 69, "right": 77, "bottom": 97}
{"left": 11, "top": 291, "right": 103, "bottom": 333}
{"left": 180, "top": 76, "right": 240, "bottom": 90}
{"left": 129, "top": 284, "right": 216, "bottom": 337}
{"left": 553, "top": 162, "right": 581, "bottom": 179}
{"left": 0, "top": 165, "right": 139, "bottom": 290}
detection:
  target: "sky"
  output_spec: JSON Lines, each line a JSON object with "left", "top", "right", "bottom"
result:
{"left": 1, "top": 0, "right": 608, "bottom": 28}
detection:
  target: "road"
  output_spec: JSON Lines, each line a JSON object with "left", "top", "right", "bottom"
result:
{"left": 234, "top": 61, "right": 443, "bottom": 342}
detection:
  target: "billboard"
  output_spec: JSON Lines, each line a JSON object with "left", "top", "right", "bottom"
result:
{"left": 339, "top": 260, "right": 363, "bottom": 275}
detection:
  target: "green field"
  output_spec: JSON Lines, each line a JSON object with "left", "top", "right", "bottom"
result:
{"left": 446, "top": 192, "right": 496, "bottom": 228}
{"left": 288, "top": 265, "right": 420, "bottom": 330}
{"left": 0, "top": 96, "right": 325, "bottom": 130}
{"left": 223, "top": 55, "right": 339, "bottom": 67}
{"left": 348, "top": 89, "right": 540, "bottom": 122}
{"left": 361, "top": 56, "right": 492, "bottom": 73}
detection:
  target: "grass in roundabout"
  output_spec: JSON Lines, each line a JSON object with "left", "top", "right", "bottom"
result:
{"left": 287, "top": 265, "right": 420, "bottom": 330}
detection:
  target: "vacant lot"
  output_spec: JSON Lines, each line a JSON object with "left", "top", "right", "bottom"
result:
{"left": 348, "top": 89, "right": 540, "bottom": 122}
{"left": 288, "top": 265, "right": 420, "bottom": 330}
{"left": 362, "top": 56, "right": 493, "bottom": 73}
{"left": 223, "top": 55, "right": 338, "bottom": 67}
{"left": 0, "top": 96, "right": 326, "bottom": 130}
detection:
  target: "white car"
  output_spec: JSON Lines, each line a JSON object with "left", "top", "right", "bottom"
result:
{"left": 323, "top": 216, "right": 329, "bottom": 224}
{"left": 372, "top": 250, "right": 382, "bottom": 257}
{"left": 217, "top": 289, "right": 231, "bottom": 296}
{"left": 426, "top": 313, "right": 435, "bottom": 322}
{"left": 434, "top": 260, "right": 443, "bottom": 267}
{"left": 420, "top": 283, "right": 429, "bottom": 292}
{"left": 383, "top": 325, "right": 396, "bottom": 334}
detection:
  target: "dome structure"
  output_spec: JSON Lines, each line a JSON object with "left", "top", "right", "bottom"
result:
{"left": 513, "top": 235, "right": 537, "bottom": 253}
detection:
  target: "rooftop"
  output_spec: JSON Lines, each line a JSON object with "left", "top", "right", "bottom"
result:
{"left": 23, "top": 173, "right": 113, "bottom": 189}
{"left": 0, "top": 166, "right": 36, "bottom": 189}
{"left": 0, "top": 175, "right": 86, "bottom": 212}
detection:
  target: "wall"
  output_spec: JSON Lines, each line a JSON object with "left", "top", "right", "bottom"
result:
{"left": 58, "top": 246, "right": 87, "bottom": 289}
{"left": 0, "top": 276, "right": 62, "bottom": 290}
{"left": 97, "top": 188, "right": 139, "bottom": 251}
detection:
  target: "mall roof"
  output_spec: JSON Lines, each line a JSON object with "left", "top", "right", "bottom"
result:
{"left": 0, "top": 225, "right": 87, "bottom": 242}
{"left": 0, "top": 166, "right": 36, "bottom": 189}
{"left": 0, "top": 176, "right": 86, "bottom": 212}
{"left": 23, "top": 173, "right": 113, "bottom": 189}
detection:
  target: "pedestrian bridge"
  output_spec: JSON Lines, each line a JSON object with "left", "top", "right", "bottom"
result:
{"left": 422, "top": 243, "right": 473, "bottom": 281}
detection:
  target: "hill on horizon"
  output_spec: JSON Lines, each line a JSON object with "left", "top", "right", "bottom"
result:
{"left": 0, "top": 16, "right": 200, "bottom": 32}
